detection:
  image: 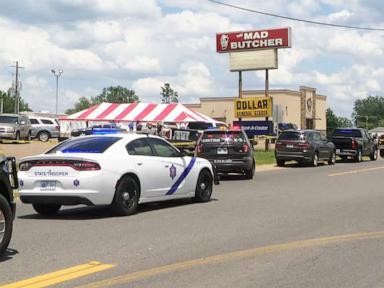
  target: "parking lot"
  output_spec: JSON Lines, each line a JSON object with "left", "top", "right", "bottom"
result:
{"left": 1, "top": 140, "right": 384, "bottom": 287}
{"left": 0, "top": 140, "right": 57, "bottom": 159}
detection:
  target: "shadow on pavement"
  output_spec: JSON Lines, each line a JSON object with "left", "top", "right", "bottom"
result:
{"left": 219, "top": 174, "right": 249, "bottom": 181}
{"left": 281, "top": 162, "right": 328, "bottom": 168}
{"left": 17, "top": 198, "right": 218, "bottom": 220}
{"left": 0, "top": 248, "right": 19, "bottom": 263}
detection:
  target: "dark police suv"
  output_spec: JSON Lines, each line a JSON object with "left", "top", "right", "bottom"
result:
{"left": 195, "top": 129, "right": 255, "bottom": 179}
{"left": 0, "top": 156, "right": 17, "bottom": 257}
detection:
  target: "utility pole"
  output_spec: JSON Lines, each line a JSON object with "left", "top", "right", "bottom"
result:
{"left": 10, "top": 61, "right": 24, "bottom": 114}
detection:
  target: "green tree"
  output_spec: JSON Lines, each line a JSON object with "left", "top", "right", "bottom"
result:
{"left": 352, "top": 95, "right": 384, "bottom": 129}
{"left": 337, "top": 117, "right": 353, "bottom": 128}
{"left": 326, "top": 108, "right": 338, "bottom": 137}
{"left": 0, "top": 89, "right": 32, "bottom": 113}
{"left": 65, "top": 97, "right": 92, "bottom": 115}
{"left": 160, "top": 83, "right": 178, "bottom": 104}
{"left": 92, "top": 86, "right": 138, "bottom": 104}
{"left": 65, "top": 86, "right": 139, "bottom": 114}
{"left": 326, "top": 108, "right": 353, "bottom": 137}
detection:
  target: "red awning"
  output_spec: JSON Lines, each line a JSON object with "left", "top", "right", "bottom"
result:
{"left": 60, "top": 102, "right": 221, "bottom": 123}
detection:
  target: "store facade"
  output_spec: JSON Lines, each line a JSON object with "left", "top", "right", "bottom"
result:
{"left": 185, "top": 86, "right": 327, "bottom": 132}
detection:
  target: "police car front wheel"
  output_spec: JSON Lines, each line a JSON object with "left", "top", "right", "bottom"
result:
{"left": 0, "top": 194, "right": 13, "bottom": 257}
{"left": 194, "top": 170, "right": 213, "bottom": 203}
{"left": 112, "top": 176, "right": 139, "bottom": 216}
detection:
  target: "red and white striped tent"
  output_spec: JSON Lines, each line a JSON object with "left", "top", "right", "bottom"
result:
{"left": 60, "top": 102, "right": 220, "bottom": 123}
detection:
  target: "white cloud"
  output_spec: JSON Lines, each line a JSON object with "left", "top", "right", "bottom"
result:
{"left": 0, "top": 1, "right": 383, "bottom": 117}
{"left": 132, "top": 77, "right": 164, "bottom": 102}
{"left": 327, "top": 31, "right": 383, "bottom": 58}
{"left": 123, "top": 56, "right": 160, "bottom": 73}
{"left": 132, "top": 61, "right": 215, "bottom": 103}
{"left": 328, "top": 9, "right": 353, "bottom": 22}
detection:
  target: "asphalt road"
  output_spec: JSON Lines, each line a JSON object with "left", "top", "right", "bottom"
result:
{"left": 1, "top": 157, "right": 384, "bottom": 287}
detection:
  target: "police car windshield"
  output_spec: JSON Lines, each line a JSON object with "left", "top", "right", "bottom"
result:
{"left": 46, "top": 137, "right": 121, "bottom": 154}
{"left": 201, "top": 131, "right": 245, "bottom": 144}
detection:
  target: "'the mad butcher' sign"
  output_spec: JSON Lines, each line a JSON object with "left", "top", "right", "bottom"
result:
{"left": 216, "top": 28, "right": 291, "bottom": 53}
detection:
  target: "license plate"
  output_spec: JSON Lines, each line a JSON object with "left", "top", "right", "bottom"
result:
{"left": 217, "top": 148, "right": 228, "bottom": 155}
{"left": 40, "top": 180, "right": 56, "bottom": 191}
{"left": 214, "top": 159, "right": 232, "bottom": 163}
{"left": 286, "top": 144, "right": 294, "bottom": 148}
{"left": 336, "top": 149, "right": 340, "bottom": 153}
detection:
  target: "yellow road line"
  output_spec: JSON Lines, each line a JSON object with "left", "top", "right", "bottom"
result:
{"left": 328, "top": 166, "right": 384, "bottom": 177}
{"left": 76, "top": 231, "right": 384, "bottom": 288}
{"left": 1, "top": 261, "right": 115, "bottom": 288}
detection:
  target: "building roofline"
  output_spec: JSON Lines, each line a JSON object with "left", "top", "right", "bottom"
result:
{"left": 184, "top": 88, "right": 327, "bottom": 105}
{"left": 299, "top": 86, "right": 316, "bottom": 92}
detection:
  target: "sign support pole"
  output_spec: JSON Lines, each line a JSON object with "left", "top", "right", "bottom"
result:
{"left": 265, "top": 69, "right": 270, "bottom": 151}
{"left": 238, "top": 71, "right": 242, "bottom": 122}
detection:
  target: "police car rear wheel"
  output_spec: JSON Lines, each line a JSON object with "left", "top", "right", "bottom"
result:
{"left": 112, "top": 176, "right": 139, "bottom": 216}
{"left": 32, "top": 204, "right": 61, "bottom": 216}
{"left": 194, "top": 170, "right": 213, "bottom": 203}
{"left": 0, "top": 194, "right": 13, "bottom": 257}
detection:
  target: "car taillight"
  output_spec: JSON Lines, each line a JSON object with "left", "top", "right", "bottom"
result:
{"left": 55, "top": 126, "right": 60, "bottom": 130}
{"left": 351, "top": 138, "right": 357, "bottom": 149}
{"left": 298, "top": 142, "right": 310, "bottom": 149}
{"left": 19, "top": 160, "right": 100, "bottom": 171}
{"left": 19, "top": 161, "right": 32, "bottom": 171}
{"left": 275, "top": 142, "right": 282, "bottom": 149}
{"left": 243, "top": 144, "right": 249, "bottom": 153}
{"left": 72, "top": 161, "right": 101, "bottom": 171}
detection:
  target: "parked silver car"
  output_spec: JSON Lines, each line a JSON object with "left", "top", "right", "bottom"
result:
{"left": 0, "top": 114, "right": 31, "bottom": 140}
{"left": 29, "top": 117, "right": 60, "bottom": 142}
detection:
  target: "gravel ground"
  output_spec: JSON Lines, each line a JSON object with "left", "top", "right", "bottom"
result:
{"left": 0, "top": 140, "right": 58, "bottom": 159}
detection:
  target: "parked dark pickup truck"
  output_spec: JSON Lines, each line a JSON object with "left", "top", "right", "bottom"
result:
{"left": 330, "top": 128, "right": 378, "bottom": 162}
{"left": 0, "top": 156, "right": 18, "bottom": 256}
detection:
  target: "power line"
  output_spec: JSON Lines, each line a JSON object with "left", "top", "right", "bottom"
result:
{"left": 207, "top": 0, "right": 384, "bottom": 31}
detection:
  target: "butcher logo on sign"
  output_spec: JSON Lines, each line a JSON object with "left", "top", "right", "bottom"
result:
{"left": 220, "top": 34, "right": 229, "bottom": 50}
{"left": 170, "top": 164, "right": 177, "bottom": 180}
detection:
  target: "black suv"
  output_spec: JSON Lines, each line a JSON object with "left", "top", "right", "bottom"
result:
{"left": 275, "top": 130, "right": 336, "bottom": 167}
{"left": 195, "top": 129, "right": 255, "bottom": 179}
{"left": 0, "top": 156, "right": 17, "bottom": 256}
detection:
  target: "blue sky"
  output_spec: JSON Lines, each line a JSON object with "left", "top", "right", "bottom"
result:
{"left": 0, "top": 0, "right": 383, "bottom": 117}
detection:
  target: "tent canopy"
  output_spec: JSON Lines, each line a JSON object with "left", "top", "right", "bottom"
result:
{"left": 60, "top": 102, "right": 220, "bottom": 123}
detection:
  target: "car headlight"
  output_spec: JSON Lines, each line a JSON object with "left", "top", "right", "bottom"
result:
{"left": 7, "top": 127, "right": 15, "bottom": 132}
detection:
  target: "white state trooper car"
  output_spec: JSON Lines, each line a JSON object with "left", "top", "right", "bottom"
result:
{"left": 18, "top": 134, "right": 219, "bottom": 216}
